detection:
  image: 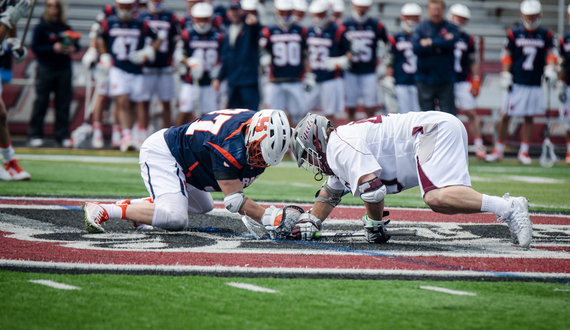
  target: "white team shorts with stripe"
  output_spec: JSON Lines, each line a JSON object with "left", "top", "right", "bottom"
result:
{"left": 501, "top": 84, "right": 545, "bottom": 116}
{"left": 265, "top": 82, "right": 306, "bottom": 119}
{"left": 454, "top": 81, "right": 476, "bottom": 111}
{"left": 136, "top": 67, "right": 177, "bottom": 102}
{"left": 559, "top": 86, "right": 570, "bottom": 131}
{"left": 139, "top": 129, "right": 214, "bottom": 214}
{"left": 413, "top": 112, "right": 472, "bottom": 196}
{"left": 109, "top": 66, "right": 144, "bottom": 101}
{"left": 179, "top": 83, "right": 219, "bottom": 116}
{"left": 95, "top": 64, "right": 110, "bottom": 96}
{"left": 344, "top": 72, "right": 378, "bottom": 108}
{"left": 306, "top": 77, "right": 345, "bottom": 116}
{"left": 395, "top": 84, "right": 421, "bottom": 114}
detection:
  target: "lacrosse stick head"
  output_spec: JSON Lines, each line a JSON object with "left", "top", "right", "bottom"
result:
{"left": 241, "top": 215, "right": 272, "bottom": 240}
{"left": 275, "top": 205, "right": 305, "bottom": 239}
{"left": 539, "top": 137, "right": 558, "bottom": 168}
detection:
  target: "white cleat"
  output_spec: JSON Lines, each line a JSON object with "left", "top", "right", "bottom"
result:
{"left": 475, "top": 145, "right": 487, "bottom": 160}
{"left": 0, "top": 166, "right": 12, "bottom": 181}
{"left": 83, "top": 202, "right": 109, "bottom": 233}
{"left": 517, "top": 152, "right": 532, "bottom": 165}
{"left": 497, "top": 193, "right": 533, "bottom": 249}
{"left": 120, "top": 136, "right": 135, "bottom": 152}
{"left": 485, "top": 149, "right": 503, "bottom": 163}
{"left": 5, "top": 159, "right": 30, "bottom": 180}
{"left": 92, "top": 131, "right": 104, "bottom": 149}
{"left": 28, "top": 138, "right": 44, "bottom": 148}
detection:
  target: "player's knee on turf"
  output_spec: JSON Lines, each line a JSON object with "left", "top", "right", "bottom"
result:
{"left": 152, "top": 203, "right": 188, "bottom": 231}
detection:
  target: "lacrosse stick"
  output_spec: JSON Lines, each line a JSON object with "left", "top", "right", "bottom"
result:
{"left": 313, "top": 228, "right": 417, "bottom": 239}
{"left": 12, "top": 0, "right": 36, "bottom": 55}
{"left": 539, "top": 83, "right": 558, "bottom": 167}
{"left": 71, "top": 69, "right": 97, "bottom": 148}
{"left": 241, "top": 215, "right": 273, "bottom": 240}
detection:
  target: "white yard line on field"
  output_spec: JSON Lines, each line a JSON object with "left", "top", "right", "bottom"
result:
{"left": 419, "top": 286, "right": 476, "bottom": 296}
{"left": 225, "top": 282, "right": 279, "bottom": 293}
{"left": 28, "top": 280, "right": 81, "bottom": 290}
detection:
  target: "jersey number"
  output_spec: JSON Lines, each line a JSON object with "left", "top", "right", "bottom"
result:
{"left": 351, "top": 38, "right": 373, "bottom": 63}
{"left": 112, "top": 36, "right": 138, "bottom": 61}
{"left": 272, "top": 41, "right": 301, "bottom": 67}
{"left": 309, "top": 45, "right": 330, "bottom": 70}
{"left": 522, "top": 46, "right": 537, "bottom": 71}
{"left": 453, "top": 48, "right": 463, "bottom": 73}
{"left": 185, "top": 109, "right": 249, "bottom": 135}
{"left": 402, "top": 49, "right": 417, "bottom": 74}
{"left": 192, "top": 48, "right": 218, "bottom": 71}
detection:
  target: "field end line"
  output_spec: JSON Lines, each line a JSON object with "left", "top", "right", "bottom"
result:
{"left": 225, "top": 282, "right": 279, "bottom": 293}
{"left": 419, "top": 286, "right": 476, "bottom": 296}
{"left": 28, "top": 280, "right": 81, "bottom": 290}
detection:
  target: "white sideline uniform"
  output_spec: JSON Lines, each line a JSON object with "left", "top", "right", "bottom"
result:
{"left": 454, "top": 81, "right": 476, "bottom": 111}
{"left": 265, "top": 82, "right": 306, "bottom": 121}
{"left": 306, "top": 78, "right": 344, "bottom": 116}
{"left": 395, "top": 85, "right": 421, "bottom": 114}
{"left": 559, "top": 86, "right": 570, "bottom": 131}
{"left": 139, "top": 129, "right": 215, "bottom": 215}
{"left": 344, "top": 72, "right": 378, "bottom": 108}
{"left": 179, "top": 82, "right": 218, "bottom": 115}
{"left": 501, "top": 84, "right": 545, "bottom": 116}
{"left": 137, "top": 67, "right": 178, "bottom": 102}
{"left": 109, "top": 66, "right": 144, "bottom": 101}
{"left": 325, "top": 111, "right": 471, "bottom": 197}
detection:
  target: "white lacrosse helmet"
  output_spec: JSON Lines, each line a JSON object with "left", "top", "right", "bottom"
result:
{"left": 520, "top": 0, "right": 541, "bottom": 30}
{"left": 192, "top": 2, "right": 213, "bottom": 33}
{"left": 400, "top": 3, "right": 422, "bottom": 33}
{"left": 293, "top": 0, "right": 307, "bottom": 12}
{"left": 245, "top": 110, "right": 291, "bottom": 168}
{"left": 351, "top": 0, "right": 370, "bottom": 23}
{"left": 241, "top": 0, "right": 258, "bottom": 11}
{"left": 274, "top": 0, "right": 294, "bottom": 28}
{"left": 330, "top": 0, "right": 344, "bottom": 13}
{"left": 351, "top": 0, "right": 371, "bottom": 7}
{"left": 290, "top": 113, "right": 334, "bottom": 179}
{"left": 447, "top": 3, "right": 470, "bottom": 27}
{"left": 309, "top": 0, "right": 333, "bottom": 28}
{"left": 116, "top": 0, "right": 137, "bottom": 20}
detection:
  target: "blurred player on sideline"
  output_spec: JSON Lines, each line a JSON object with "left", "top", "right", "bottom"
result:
{"left": 557, "top": 4, "right": 570, "bottom": 164}
{"left": 343, "top": 0, "right": 388, "bottom": 122}
{"left": 261, "top": 0, "right": 312, "bottom": 125}
{"left": 290, "top": 112, "right": 534, "bottom": 249}
{"left": 0, "top": 0, "right": 31, "bottom": 181}
{"left": 448, "top": 4, "right": 486, "bottom": 160}
{"left": 136, "top": 0, "right": 180, "bottom": 147}
{"left": 292, "top": 0, "right": 307, "bottom": 24}
{"left": 305, "top": 0, "right": 351, "bottom": 123}
{"left": 486, "top": 0, "right": 558, "bottom": 165}
{"left": 176, "top": 2, "right": 223, "bottom": 126}
{"left": 382, "top": 3, "right": 421, "bottom": 114}
{"left": 83, "top": 109, "right": 292, "bottom": 233}
{"left": 99, "top": 0, "right": 166, "bottom": 152}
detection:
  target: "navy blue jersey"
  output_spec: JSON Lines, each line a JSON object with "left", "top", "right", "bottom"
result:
{"left": 138, "top": 9, "right": 179, "bottom": 68}
{"left": 306, "top": 23, "right": 349, "bottom": 82}
{"left": 181, "top": 27, "right": 224, "bottom": 86}
{"left": 559, "top": 32, "right": 570, "bottom": 84}
{"left": 505, "top": 25, "right": 554, "bottom": 86}
{"left": 453, "top": 31, "right": 475, "bottom": 82}
{"left": 100, "top": 15, "right": 151, "bottom": 74}
{"left": 163, "top": 109, "right": 265, "bottom": 192}
{"left": 261, "top": 24, "right": 308, "bottom": 81}
{"left": 343, "top": 17, "right": 388, "bottom": 75}
{"left": 388, "top": 31, "right": 416, "bottom": 86}
{"left": 412, "top": 20, "right": 459, "bottom": 85}
{"left": 95, "top": 4, "right": 116, "bottom": 24}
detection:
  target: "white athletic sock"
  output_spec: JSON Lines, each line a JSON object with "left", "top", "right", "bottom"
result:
{"left": 474, "top": 137, "right": 483, "bottom": 147}
{"left": 495, "top": 141, "right": 505, "bottom": 153}
{"left": 519, "top": 141, "right": 530, "bottom": 154}
{"left": 100, "top": 203, "right": 126, "bottom": 219}
{"left": 0, "top": 143, "right": 15, "bottom": 162}
{"left": 481, "top": 194, "right": 510, "bottom": 217}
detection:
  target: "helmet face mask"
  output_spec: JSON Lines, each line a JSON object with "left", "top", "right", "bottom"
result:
{"left": 291, "top": 113, "right": 334, "bottom": 180}
{"left": 245, "top": 110, "right": 291, "bottom": 168}
{"left": 520, "top": 0, "right": 541, "bottom": 30}
{"left": 116, "top": 0, "right": 136, "bottom": 20}
{"left": 400, "top": 3, "right": 422, "bottom": 33}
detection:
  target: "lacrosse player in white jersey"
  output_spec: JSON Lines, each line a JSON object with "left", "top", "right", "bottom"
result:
{"left": 290, "top": 111, "right": 534, "bottom": 248}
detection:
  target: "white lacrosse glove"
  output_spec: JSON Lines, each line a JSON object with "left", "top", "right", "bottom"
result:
{"left": 324, "top": 55, "right": 351, "bottom": 71}
{"left": 0, "top": 0, "right": 31, "bottom": 30}
{"left": 290, "top": 212, "right": 322, "bottom": 241}
{"left": 376, "top": 63, "right": 387, "bottom": 79}
{"left": 557, "top": 80, "right": 567, "bottom": 103}
{"left": 209, "top": 64, "right": 221, "bottom": 80}
{"left": 82, "top": 47, "right": 98, "bottom": 69}
{"left": 98, "top": 53, "right": 112, "bottom": 75}
{"left": 6, "top": 38, "right": 26, "bottom": 63}
{"left": 302, "top": 72, "right": 316, "bottom": 92}
{"left": 361, "top": 214, "right": 390, "bottom": 243}
{"left": 186, "top": 57, "right": 204, "bottom": 80}
{"left": 260, "top": 205, "right": 283, "bottom": 227}
{"left": 350, "top": 38, "right": 364, "bottom": 55}
{"left": 543, "top": 64, "right": 558, "bottom": 88}
{"left": 259, "top": 53, "right": 272, "bottom": 67}
{"left": 129, "top": 46, "right": 156, "bottom": 65}
{"left": 499, "top": 71, "right": 513, "bottom": 91}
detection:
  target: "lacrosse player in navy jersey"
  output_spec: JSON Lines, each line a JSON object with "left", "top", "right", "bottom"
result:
{"left": 83, "top": 109, "right": 303, "bottom": 235}
{"left": 486, "top": 0, "right": 558, "bottom": 165}
{"left": 557, "top": 5, "right": 570, "bottom": 164}
{"left": 382, "top": 3, "right": 421, "bottom": 115}
{"left": 343, "top": 0, "right": 388, "bottom": 122}
{"left": 448, "top": 4, "right": 486, "bottom": 160}
{"left": 176, "top": 2, "right": 224, "bottom": 126}
{"left": 305, "top": 0, "right": 351, "bottom": 123}
{"left": 261, "top": 0, "right": 313, "bottom": 125}
{"left": 99, "top": 0, "right": 166, "bottom": 152}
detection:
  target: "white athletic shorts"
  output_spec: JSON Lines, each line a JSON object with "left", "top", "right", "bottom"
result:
{"left": 265, "top": 82, "right": 306, "bottom": 119}
{"left": 344, "top": 72, "right": 378, "bottom": 108}
{"left": 413, "top": 112, "right": 472, "bottom": 196}
{"left": 179, "top": 82, "right": 218, "bottom": 115}
{"left": 454, "top": 81, "right": 476, "bottom": 111}
{"left": 501, "top": 84, "right": 545, "bottom": 116}
{"left": 139, "top": 129, "right": 214, "bottom": 214}
{"left": 395, "top": 85, "right": 421, "bottom": 114}
{"left": 559, "top": 86, "right": 570, "bottom": 131}
{"left": 137, "top": 67, "right": 177, "bottom": 102}
{"left": 109, "top": 66, "right": 144, "bottom": 101}
{"left": 95, "top": 64, "right": 110, "bottom": 96}
{"left": 306, "top": 77, "right": 345, "bottom": 116}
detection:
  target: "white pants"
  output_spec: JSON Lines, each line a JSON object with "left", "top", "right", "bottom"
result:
{"left": 344, "top": 72, "right": 378, "bottom": 108}
{"left": 454, "top": 81, "right": 476, "bottom": 111}
{"left": 109, "top": 66, "right": 144, "bottom": 101}
{"left": 395, "top": 85, "right": 421, "bottom": 114}
{"left": 501, "top": 84, "right": 545, "bottom": 116}
{"left": 179, "top": 83, "right": 218, "bottom": 115}
{"left": 306, "top": 78, "right": 345, "bottom": 116}
{"left": 137, "top": 68, "right": 177, "bottom": 102}
{"left": 265, "top": 82, "right": 306, "bottom": 121}
{"left": 95, "top": 64, "right": 110, "bottom": 96}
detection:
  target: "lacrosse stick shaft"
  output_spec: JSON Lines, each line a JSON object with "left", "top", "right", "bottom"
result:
{"left": 84, "top": 69, "right": 93, "bottom": 122}
{"left": 315, "top": 229, "right": 417, "bottom": 239}
{"left": 17, "top": 0, "right": 36, "bottom": 49}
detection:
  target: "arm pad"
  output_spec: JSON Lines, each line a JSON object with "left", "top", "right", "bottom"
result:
{"left": 224, "top": 190, "right": 247, "bottom": 213}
